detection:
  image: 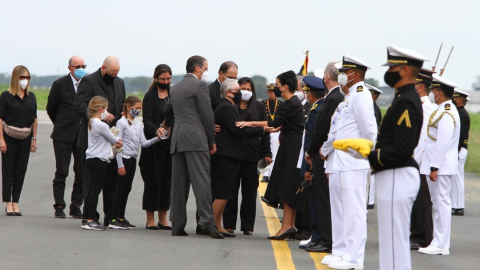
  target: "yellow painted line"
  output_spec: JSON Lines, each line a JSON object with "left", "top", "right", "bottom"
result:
{"left": 369, "top": 227, "right": 377, "bottom": 234}
{"left": 258, "top": 180, "right": 329, "bottom": 270}
{"left": 451, "top": 234, "right": 459, "bottom": 240}
{"left": 258, "top": 181, "right": 297, "bottom": 270}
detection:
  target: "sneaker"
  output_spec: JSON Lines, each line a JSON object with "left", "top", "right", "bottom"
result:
{"left": 329, "top": 260, "right": 363, "bottom": 269}
{"left": 108, "top": 219, "right": 129, "bottom": 230}
{"left": 418, "top": 245, "right": 450, "bottom": 255}
{"left": 121, "top": 218, "right": 136, "bottom": 230}
{"left": 83, "top": 220, "right": 106, "bottom": 231}
{"left": 54, "top": 207, "right": 66, "bottom": 218}
{"left": 322, "top": 255, "right": 342, "bottom": 265}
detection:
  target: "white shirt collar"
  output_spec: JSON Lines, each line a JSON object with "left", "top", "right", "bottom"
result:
{"left": 70, "top": 73, "right": 81, "bottom": 92}
{"left": 187, "top": 73, "right": 198, "bottom": 79}
{"left": 325, "top": 86, "right": 339, "bottom": 98}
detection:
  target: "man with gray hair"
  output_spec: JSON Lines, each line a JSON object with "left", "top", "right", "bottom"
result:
{"left": 74, "top": 55, "right": 126, "bottom": 227}
{"left": 303, "top": 61, "right": 343, "bottom": 253}
{"left": 209, "top": 61, "right": 238, "bottom": 110}
{"left": 47, "top": 56, "right": 86, "bottom": 218}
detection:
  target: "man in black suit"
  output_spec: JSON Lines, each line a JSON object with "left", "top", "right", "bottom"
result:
{"left": 73, "top": 56, "right": 126, "bottom": 225}
{"left": 47, "top": 56, "right": 86, "bottom": 219}
{"left": 304, "top": 62, "right": 344, "bottom": 252}
{"left": 209, "top": 61, "right": 238, "bottom": 110}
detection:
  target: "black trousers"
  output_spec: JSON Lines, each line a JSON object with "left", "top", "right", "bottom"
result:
{"left": 111, "top": 158, "right": 136, "bottom": 219}
{"left": 2, "top": 133, "right": 31, "bottom": 202}
{"left": 83, "top": 158, "right": 107, "bottom": 220}
{"left": 410, "top": 174, "right": 433, "bottom": 247}
{"left": 295, "top": 195, "right": 312, "bottom": 236}
{"left": 102, "top": 159, "right": 118, "bottom": 224}
{"left": 52, "top": 139, "right": 84, "bottom": 208}
{"left": 312, "top": 154, "right": 332, "bottom": 247}
{"left": 223, "top": 161, "right": 258, "bottom": 232}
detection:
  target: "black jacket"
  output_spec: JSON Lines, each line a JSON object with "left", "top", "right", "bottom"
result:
{"left": 209, "top": 79, "right": 221, "bottom": 111}
{"left": 374, "top": 102, "right": 382, "bottom": 130}
{"left": 47, "top": 74, "right": 81, "bottom": 143}
{"left": 213, "top": 99, "right": 264, "bottom": 160}
{"left": 241, "top": 101, "right": 272, "bottom": 162}
{"left": 368, "top": 84, "right": 423, "bottom": 173}
{"left": 306, "top": 87, "right": 344, "bottom": 156}
{"left": 73, "top": 68, "right": 126, "bottom": 149}
{"left": 457, "top": 106, "right": 470, "bottom": 151}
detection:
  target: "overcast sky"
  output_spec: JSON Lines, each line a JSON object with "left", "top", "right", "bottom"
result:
{"left": 1, "top": 0, "right": 478, "bottom": 89}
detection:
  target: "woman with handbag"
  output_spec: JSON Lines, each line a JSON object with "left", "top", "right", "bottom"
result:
{"left": 0, "top": 65, "right": 38, "bottom": 216}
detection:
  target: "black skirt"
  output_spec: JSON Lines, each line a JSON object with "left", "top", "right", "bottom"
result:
{"left": 211, "top": 155, "right": 239, "bottom": 200}
{"left": 263, "top": 132, "right": 306, "bottom": 212}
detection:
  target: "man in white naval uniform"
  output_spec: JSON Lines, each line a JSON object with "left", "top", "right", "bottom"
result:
{"left": 419, "top": 74, "right": 460, "bottom": 256}
{"left": 322, "top": 56, "right": 377, "bottom": 270}
{"left": 368, "top": 45, "right": 428, "bottom": 270}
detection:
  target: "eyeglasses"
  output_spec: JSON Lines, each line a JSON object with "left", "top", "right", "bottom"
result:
{"left": 70, "top": 65, "right": 87, "bottom": 69}
{"left": 20, "top": 76, "right": 31, "bottom": 80}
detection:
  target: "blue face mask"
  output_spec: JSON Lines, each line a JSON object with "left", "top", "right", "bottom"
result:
{"left": 74, "top": 68, "right": 86, "bottom": 79}
{"left": 130, "top": 108, "right": 141, "bottom": 118}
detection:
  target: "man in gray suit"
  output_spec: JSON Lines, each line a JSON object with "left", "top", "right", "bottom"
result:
{"left": 165, "top": 55, "right": 223, "bottom": 239}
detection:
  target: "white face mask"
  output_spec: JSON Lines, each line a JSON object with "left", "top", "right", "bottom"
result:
{"left": 19, "top": 80, "right": 28, "bottom": 90}
{"left": 432, "top": 91, "right": 440, "bottom": 104}
{"left": 201, "top": 70, "right": 209, "bottom": 82}
{"left": 428, "top": 91, "right": 435, "bottom": 103}
{"left": 241, "top": 90, "right": 253, "bottom": 101}
{"left": 294, "top": 91, "right": 305, "bottom": 102}
{"left": 101, "top": 109, "right": 108, "bottom": 120}
{"left": 337, "top": 72, "right": 355, "bottom": 87}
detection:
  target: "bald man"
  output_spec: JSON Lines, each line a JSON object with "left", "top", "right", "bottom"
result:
{"left": 74, "top": 56, "right": 126, "bottom": 226}
{"left": 47, "top": 56, "right": 87, "bottom": 219}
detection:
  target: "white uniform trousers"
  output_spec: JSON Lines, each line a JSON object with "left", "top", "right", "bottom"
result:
{"left": 328, "top": 173, "right": 346, "bottom": 258}
{"left": 376, "top": 167, "right": 419, "bottom": 270}
{"left": 339, "top": 170, "right": 368, "bottom": 265}
{"left": 428, "top": 175, "right": 453, "bottom": 249}
{"left": 451, "top": 148, "right": 467, "bottom": 209}
{"left": 263, "top": 133, "right": 280, "bottom": 177}
{"left": 368, "top": 172, "right": 375, "bottom": 206}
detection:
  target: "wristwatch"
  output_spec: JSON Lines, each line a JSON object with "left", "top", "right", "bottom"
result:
{"left": 32, "top": 137, "right": 37, "bottom": 141}
{"left": 430, "top": 167, "right": 438, "bottom": 172}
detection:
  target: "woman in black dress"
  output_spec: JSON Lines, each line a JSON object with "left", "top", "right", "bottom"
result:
{"left": 211, "top": 79, "right": 275, "bottom": 237}
{"left": 223, "top": 77, "right": 272, "bottom": 235}
{"left": 139, "top": 64, "right": 173, "bottom": 230}
{"left": 0, "top": 65, "right": 38, "bottom": 216}
{"left": 236, "top": 71, "right": 305, "bottom": 240}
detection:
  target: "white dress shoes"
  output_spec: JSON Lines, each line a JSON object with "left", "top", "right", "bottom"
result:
{"left": 329, "top": 260, "right": 364, "bottom": 269}
{"left": 418, "top": 245, "right": 450, "bottom": 255}
{"left": 321, "top": 255, "right": 342, "bottom": 265}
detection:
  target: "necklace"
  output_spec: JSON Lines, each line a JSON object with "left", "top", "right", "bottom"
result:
{"left": 158, "top": 90, "right": 170, "bottom": 103}
{"left": 265, "top": 99, "right": 279, "bottom": 121}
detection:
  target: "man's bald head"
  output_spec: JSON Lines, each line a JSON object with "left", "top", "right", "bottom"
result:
{"left": 102, "top": 55, "right": 120, "bottom": 77}
{"left": 69, "top": 56, "right": 84, "bottom": 66}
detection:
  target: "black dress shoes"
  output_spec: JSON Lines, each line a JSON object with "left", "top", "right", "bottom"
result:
{"left": 295, "top": 233, "right": 310, "bottom": 240}
{"left": 267, "top": 228, "right": 296, "bottom": 241}
{"left": 5, "top": 208, "right": 14, "bottom": 216}
{"left": 198, "top": 225, "right": 224, "bottom": 239}
{"left": 261, "top": 176, "right": 269, "bottom": 182}
{"left": 172, "top": 230, "right": 189, "bottom": 236}
{"left": 146, "top": 223, "right": 160, "bottom": 230}
{"left": 69, "top": 207, "right": 83, "bottom": 219}
{"left": 410, "top": 241, "right": 421, "bottom": 250}
{"left": 196, "top": 225, "right": 210, "bottom": 235}
{"left": 452, "top": 208, "right": 464, "bottom": 216}
{"left": 158, "top": 223, "right": 172, "bottom": 230}
{"left": 14, "top": 212, "right": 22, "bottom": 216}
{"left": 305, "top": 244, "right": 331, "bottom": 253}
{"left": 299, "top": 241, "right": 317, "bottom": 249}
{"left": 367, "top": 204, "right": 375, "bottom": 209}
{"left": 55, "top": 208, "right": 66, "bottom": 218}
{"left": 243, "top": 231, "right": 253, "bottom": 235}
{"left": 221, "top": 232, "right": 236, "bottom": 237}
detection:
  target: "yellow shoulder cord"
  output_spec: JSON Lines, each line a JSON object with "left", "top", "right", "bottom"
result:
{"left": 427, "top": 110, "right": 456, "bottom": 141}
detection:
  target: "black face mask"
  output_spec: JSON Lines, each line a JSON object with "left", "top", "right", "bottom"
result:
{"left": 157, "top": 82, "right": 170, "bottom": 90}
{"left": 232, "top": 92, "right": 242, "bottom": 104}
{"left": 104, "top": 72, "right": 115, "bottom": 83}
{"left": 384, "top": 71, "right": 402, "bottom": 88}
{"left": 273, "top": 86, "right": 282, "bottom": 97}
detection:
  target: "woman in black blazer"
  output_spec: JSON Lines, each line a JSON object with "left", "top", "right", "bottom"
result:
{"left": 138, "top": 64, "right": 173, "bottom": 230}
{"left": 223, "top": 77, "right": 272, "bottom": 235}
{"left": 211, "top": 79, "right": 276, "bottom": 237}
{"left": 236, "top": 71, "right": 305, "bottom": 240}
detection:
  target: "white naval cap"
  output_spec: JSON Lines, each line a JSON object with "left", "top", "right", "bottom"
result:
{"left": 431, "top": 74, "right": 458, "bottom": 96}
{"left": 338, "top": 55, "right": 371, "bottom": 71}
{"left": 314, "top": 68, "right": 325, "bottom": 78}
{"left": 453, "top": 89, "right": 470, "bottom": 99}
{"left": 365, "top": 83, "right": 383, "bottom": 94}
{"left": 383, "top": 45, "right": 429, "bottom": 68}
